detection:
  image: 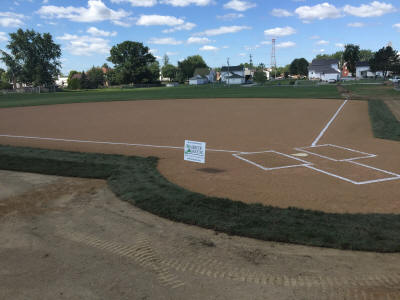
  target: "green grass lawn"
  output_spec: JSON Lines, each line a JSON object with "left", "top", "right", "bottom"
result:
{"left": 0, "top": 84, "right": 341, "bottom": 108}
{"left": 1, "top": 144, "right": 400, "bottom": 252}
{"left": 346, "top": 83, "right": 400, "bottom": 101}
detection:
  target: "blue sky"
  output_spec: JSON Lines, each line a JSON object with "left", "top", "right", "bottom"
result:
{"left": 0, "top": 0, "right": 399, "bottom": 74}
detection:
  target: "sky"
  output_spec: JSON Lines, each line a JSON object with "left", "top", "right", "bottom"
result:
{"left": 0, "top": 0, "right": 399, "bottom": 75}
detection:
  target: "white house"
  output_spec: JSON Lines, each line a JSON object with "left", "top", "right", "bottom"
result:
{"left": 189, "top": 74, "right": 208, "bottom": 85}
{"left": 220, "top": 65, "right": 245, "bottom": 84}
{"left": 55, "top": 76, "right": 68, "bottom": 87}
{"left": 356, "top": 61, "right": 385, "bottom": 78}
{"left": 308, "top": 59, "right": 340, "bottom": 81}
{"left": 189, "top": 68, "right": 216, "bottom": 85}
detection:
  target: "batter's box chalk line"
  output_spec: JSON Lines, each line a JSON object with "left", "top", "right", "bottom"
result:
{"left": 232, "top": 145, "right": 400, "bottom": 185}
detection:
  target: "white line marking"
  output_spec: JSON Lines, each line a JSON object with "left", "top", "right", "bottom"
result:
{"left": 0, "top": 134, "right": 239, "bottom": 154}
{"left": 311, "top": 99, "right": 348, "bottom": 146}
{"left": 295, "top": 144, "right": 376, "bottom": 162}
{"left": 233, "top": 150, "right": 312, "bottom": 171}
{"left": 303, "top": 165, "right": 359, "bottom": 185}
{"left": 349, "top": 160, "right": 400, "bottom": 177}
{"left": 356, "top": 176, "right": 400, "bottom": 185}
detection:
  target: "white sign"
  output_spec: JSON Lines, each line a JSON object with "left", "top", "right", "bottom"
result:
{"left": 184, "top": 140, "right": 206, "bottom": 164}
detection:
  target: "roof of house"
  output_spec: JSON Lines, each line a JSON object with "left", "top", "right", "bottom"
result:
{"left": 227, "top": 73, "right": 244, "bottom": 79}
{"left": 356, "top": 61, "right": 370, "bottom": 67}
{"left": 189, "top": 74, "right": 207, "bottom": 80}
{"left": 193, "top": 68, "right": 212, "bottom": 77}
{"left": 221, "top": 65, "right": 244, "bottom": 72}
{"left": 310, "top": 59, "right": 339, "bottom": 66}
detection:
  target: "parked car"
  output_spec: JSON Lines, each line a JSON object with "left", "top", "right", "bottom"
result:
{"left": 389, "top": 76, "right": 400, "bottom": 83}
{"left": 328, "top": 79, "right": 337, "bottom": 83}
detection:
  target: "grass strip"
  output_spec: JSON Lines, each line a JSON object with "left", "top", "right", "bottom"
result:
{"left": 1, "top": 144, "right": 400, "bottom": 252}
{"left": 369, "top": 99, "right": 400, "bottom": 141}
{"left": 0, "top": 85, "right": 341, "bottom": 108}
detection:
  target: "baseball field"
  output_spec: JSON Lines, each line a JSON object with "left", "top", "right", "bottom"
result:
{"left": 1, "top": 84, "right": 400, "bottom": 251}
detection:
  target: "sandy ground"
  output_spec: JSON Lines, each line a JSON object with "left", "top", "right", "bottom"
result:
{"left": 1, "top": 170, "right": 400, "bottom": 300}
{"left": 0, "top": 98, "right": 399, "bottom": 214}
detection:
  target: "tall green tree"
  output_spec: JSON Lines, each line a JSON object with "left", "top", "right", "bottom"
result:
{"left": 289, "top": 58, "right": 309, "bottom": 76}
{"left": 107, "top": 41, "right": 156, "bottom": 84}
{"left": 369, "top": 46, "right": 399, "bottom": 79}
{"left": 0, "top": 50, "right": 22, "bottom": 89}
{"left": 343, "top": 44, "right": 360, "bottom": 76}
{"left": 161, "top": 64, "right": 178, "bottom": 81}
{"left": 177, "top": 55, "right": 207, "bottom": 81}
{"left": 359, "top": 49, "right": 374, "bottom": 62}
{"left": 86, "top": 66, "right": 104, "bottom": 88}
{"left": 2, "top": 29, "right": 61, "bottom": 87}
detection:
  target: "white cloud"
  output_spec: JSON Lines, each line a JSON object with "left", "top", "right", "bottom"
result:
{"left": 335, "top": 43, "right": 345, "bottom": 48}
{"left": 57, "top": 33, "right": 111, "bottom": 56}
{"left": 148, "top": 37, "right": 182, "bottom": 45}
{"left": 347, "top": 22, "right": 365, "bottom": 28}
{"left": 244, "top": 44, "right": 260, "bottom": 50}
{"left": 343, "top": 1, "right": 395, "bottom": 17}
{"left": 264, "top": 26, "right": 296, "bottom": 37}
{"left": 216, "top": 13, "right": 244, "bottom": 20}
{"left": 136, "top": 15, "right": 184, "bottom": 26}
{"left": 260, "top": 40, "right": 272, "bottom": 45}
{"left": 87, "top": 26, "right": 117, "bottom": 37}
{"left": 187, "top": 36, "right": 211, "bottom": 44}
{"left": 295, "top": 3, "right": 341, "bottom": 22}
{"left": 200, "top": 45, "right": 218, "bottom": 51}
{"left": 0, "top": 32, "right": 8, "bottom": 42}
{"left": 223, "top": 0, "right": 256, "bottom": 11}
{"left": 36, "top": 0, "right": 131, "bottom": 26}
{"left": 197, "top": 25, "right": 251, "bottom": 36}
{"left": 110, "top": 0, "right": 157, "bottom": 6}
{"left": 239, "top": 53, "right": 246, "bottom": 57}
{"left": 0, "top": 12, "right": 25, "bottom": 27}
{"left": 162, "top": 22, "right": 196, "bottom": 33}
{"left": 42, "top": 0, "right": 49, "bottom": 3}
{"left": 166, "top": 51, "right": 178, "bottom": 55}
{"left": 271, "top": 8, "right": 293, "bottom": 17}
{"left": 160, "top": 0, "right": 212, "bottom": 6}
{"left": 316, "top": 40, "right": 329, "bottom": 45}
{"left": 393, "top": 23, "right": 400, "bottom": 31}
{"left": 276, "top": 41, "right": 296, "bottom": 48}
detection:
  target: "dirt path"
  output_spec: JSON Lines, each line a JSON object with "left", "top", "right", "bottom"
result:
{"left": 0, "top": 99, "right": 399, "bottom": 214}
{"left": 1, "top": 170, "right": 399, "bottom": 300}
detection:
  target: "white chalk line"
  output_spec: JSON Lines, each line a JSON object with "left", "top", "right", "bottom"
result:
{"left": 0, "top": 134, "right": 239, "bottom": 154}
{"left": 295, "top": 144, "right": 376, "bottom": 162}
{"left": 233, "top": 151, "right": 312, "bottom": 171}
{"left": 311, "top": 99, "right": 348, "bottom": 147}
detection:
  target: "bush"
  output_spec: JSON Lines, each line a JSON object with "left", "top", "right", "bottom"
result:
{"left": 68, "top": 77, "right": 81, "bottom": 90}
{"left": 0, "top": 81, "right": 12, "bottom": 90}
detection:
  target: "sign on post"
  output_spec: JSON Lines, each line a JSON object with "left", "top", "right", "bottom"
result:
{"left": 184, "top": 140, "right": 206, "bottom": 164}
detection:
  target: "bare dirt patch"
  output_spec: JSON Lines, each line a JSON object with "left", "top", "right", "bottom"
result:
{"left": 1, "top": 170, "right": 400, "bottom": 300}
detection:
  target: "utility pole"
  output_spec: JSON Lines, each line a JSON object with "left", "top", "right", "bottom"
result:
{"left": 271, "top": 38, "right": 277, "bottom": 79}
{"left": 227, "top": 57, "right": 230, "bottom": 87}
{"left": 249, "top": 54, "right": 253, "bottom": 68}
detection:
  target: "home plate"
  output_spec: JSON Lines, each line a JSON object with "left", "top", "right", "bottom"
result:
{"left": 291, "top": 153, "right": 309, "bottom": 157}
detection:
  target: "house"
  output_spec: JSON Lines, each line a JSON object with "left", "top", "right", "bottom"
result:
{"left": 355, "top": 61, "right": 384, "bottom": 78}
{"left": 55, "top": 76, "right": 68, "bottom": 87}
{"left": 308, "top": 59, "right": 340, "bottom": 81}
{"left": 220, "top": 65, "right": 245, "bottom": 84}
{"left": 189, "top": 68, "right": 216, "bottom": 85}
{"left": 189, "top": 74, "right": 208, "bottom": 85}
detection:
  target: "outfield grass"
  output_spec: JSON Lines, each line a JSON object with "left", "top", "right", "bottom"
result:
{"left": 347, "top": 84, "right": 400, "bottom": 101}
{"left": 0, "top": 84, "right": 341, "bottom": 108}
{"left": 369, "top": 99, "right": 400, "bottom": 141}
{"left": 1, "top": 144, "right": 399, "bottom": 252}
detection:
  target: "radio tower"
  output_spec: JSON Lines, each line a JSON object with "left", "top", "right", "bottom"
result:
{"left": 271, "top": 38, "right": 277, "bottom": 79}
{"left": 249, "top": 54, "right": 253, "bottom": 67}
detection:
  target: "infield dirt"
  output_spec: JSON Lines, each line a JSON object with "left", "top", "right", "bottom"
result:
{"left": 0, "top": 98, "right": 399, "bottom": 214}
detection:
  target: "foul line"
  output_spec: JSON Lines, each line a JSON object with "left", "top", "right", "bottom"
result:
{"left": 311, "top": 99, "right": 348, "bottom": 147}
{"left": 0, "top": 134, "right": 239, "bottom": 154}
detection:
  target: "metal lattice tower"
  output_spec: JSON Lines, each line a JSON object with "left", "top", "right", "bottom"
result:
{"left": 249, "top": 54, "right": 253, "bottom": 67}
{"left": 271, "top": 38, "right": 277, "bottom": 78}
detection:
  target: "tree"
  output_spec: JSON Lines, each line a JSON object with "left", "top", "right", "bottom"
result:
{"left": 369, "top": 46, "right": 400, "bottom": 79}
{"left": 161, "top": 64, "right": 177, "bottom": 81}
{"left": 80, "top": 71, "right": 89, "bottom": 89}
{"left": 359, "top": 49, "right": 374, "bottom": 62}
{"left": 177, "top": 55, "right": 207, "bottom": 81}
{"left": 163, "top": 54, "right": 169, "bottom": 67}
{"left": 107, "top": 41, "right": 156, "bottom": 84}
{"left": 253, "top": 70, "right": 266, "bottom": 84}
{"left": 4, "top": 29, "right": 61, "bottom": 87}
{"left": 289, "top": 58, "right": 309, "bottom": 76}
{"left": 86, "top": 66, "right": 104, "bottom": 88}
{"left": 343, "top": 44, "right": 360, "bottom": 76}
{"left": 315, "top": 51, "right": 344, "bottom": 67}
{"left": 67, "top": 70, "right": 79, "bottom": 86}
{"left": 0, "top": 50, "right": 21, "bottom": 89}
